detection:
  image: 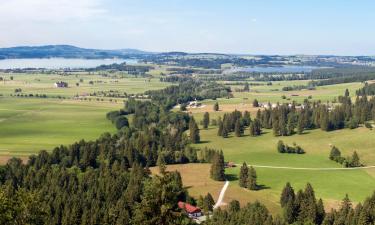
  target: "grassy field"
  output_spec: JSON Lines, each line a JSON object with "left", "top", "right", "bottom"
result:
{"left": 197, "top": 81, "right": 363, "bottom": 108}
{"left": 0, "top": 97, "right": 120, "bottom": 156}
{"left": 0, "top": 73, "right": 171, "bottom": 159}
{"left": 191, "top": 125, "right": 375, "bottom": 206}
{"left": 0, "top": 73, "right": 170, "bottom": 98}
{"left": 150, "top": 164, "right": 283, "bottom": 214}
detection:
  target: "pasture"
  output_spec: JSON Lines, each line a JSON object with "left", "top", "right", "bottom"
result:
{"left": 0, "top": 72, "right": 170, "bottom": 98}
{"left": 0, "top": 72, "right": 171, "bottom": 159}
{"left": 0, "top": 97, "right": 119, "bottom": 157}
{"left": 192, "top": 125, "right": 375, "bottom": 206}
{"left": 195, "top": 81, "right": 364, "bottom": 110}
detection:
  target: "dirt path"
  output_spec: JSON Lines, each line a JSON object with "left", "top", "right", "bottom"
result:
{"left": 240, "top": 164, "right": 375, "bottom": 171}
{"left": 213, "top": 180, "right": 229, "bottom": 209}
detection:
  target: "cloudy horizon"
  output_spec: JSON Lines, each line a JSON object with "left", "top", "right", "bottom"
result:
{"left": 1, "top": 0, "right": 375, "bottom": 56}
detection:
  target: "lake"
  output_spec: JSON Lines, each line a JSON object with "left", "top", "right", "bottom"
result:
{"left": 226, "top": 65, "right": 319, "bottom": 73}
{"left": 0, "top": 58, "right": 138, "bottom": 69}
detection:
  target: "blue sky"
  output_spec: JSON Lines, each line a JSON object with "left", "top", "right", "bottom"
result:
{"left": 0, "top": 0, "right": 374, "bottom": 55}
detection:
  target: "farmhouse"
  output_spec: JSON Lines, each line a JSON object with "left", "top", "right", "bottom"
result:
{"left": 54, "top": 81, "right": 68, "bottom": 88}
{"left": 178, "top": 201, "right": 202, "bottom": 218}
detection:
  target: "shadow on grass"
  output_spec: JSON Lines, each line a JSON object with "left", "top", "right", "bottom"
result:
{"left": 256, "top": 184, "right": 271, "bottom": 190}
{"left": 226, "top": 174, "right": 238, "bottom": 182}
{"left": 199, "top": 140, "right": 211, "bottom": 144}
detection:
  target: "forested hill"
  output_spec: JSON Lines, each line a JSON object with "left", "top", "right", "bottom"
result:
{"left": 0, "top": 45, "right": 150, "bottom": 59}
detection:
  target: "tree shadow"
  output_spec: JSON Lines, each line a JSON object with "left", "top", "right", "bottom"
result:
{"left": 199, "top": 140, "right": 211, "bottom": 144}
{"left": 256, "top": 184, "right": 271, "bottom": 190}
{"left": 225, "top": 174, "right": 238, "bottom": 182}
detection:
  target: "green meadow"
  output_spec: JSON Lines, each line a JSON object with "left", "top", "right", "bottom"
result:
{"left": 0, "top": 72, "right": 170, "bottom": 157}
{"left": 205, "top": 81, "right": 363, "bottom": 105}
{"left": 0, "top": 97, "right": 119, "bottom": 156}
{"left": 193, "top": 125, "right": 375, "bottom": 204}
{"left": 0, "top": 73, "right": 170, "bottom": 98}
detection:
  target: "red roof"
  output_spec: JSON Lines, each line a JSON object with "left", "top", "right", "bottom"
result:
{"left": 178, "top": 201, "right": 201, "bottom": 214}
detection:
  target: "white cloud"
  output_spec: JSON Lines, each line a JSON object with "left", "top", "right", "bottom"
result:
{"left": 0, "top": 0, "right": 106, "bottom": 23}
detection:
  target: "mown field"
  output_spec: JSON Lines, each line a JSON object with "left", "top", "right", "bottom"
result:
{"left": 0, "top": 97, "right": 119, "bottom": 157}
{"left": 0, "top": 72, "right": 170, "bottom": 159}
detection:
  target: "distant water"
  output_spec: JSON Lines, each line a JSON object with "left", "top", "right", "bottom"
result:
{"left": 227, "top": 65, "right": 319, "bottom": 73}
{"left": 0, "top": 58, "right": 138, "bottom": 69}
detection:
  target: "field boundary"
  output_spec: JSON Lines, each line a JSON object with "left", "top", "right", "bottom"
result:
{"left": 238, "top": 164, "right": 375, "bottom": 171}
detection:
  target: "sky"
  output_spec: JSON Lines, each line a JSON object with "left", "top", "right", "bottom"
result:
{"left": 0, "top": 0, "right": 374, "bottom": 55}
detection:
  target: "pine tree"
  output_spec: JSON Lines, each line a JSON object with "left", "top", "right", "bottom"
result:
{"left": 350, "top": 151, "right": 361, "bottom": 167}
{"left": 247, "top": 166, "right": 257, "bottom": 190}
{"left": 250, "top": 119, "right": 262, "bottom": 136}
{"left": 221, "top": 125, "right": 229, "bottom": 138}
{"left": 243, "top": 111, "right": 252, "bottom": 126}
{"left": 280, "top": 182, "right": 295, "bottom": 207}
{"left": 213, "top": 102, "right": 219, "bottom": 111}
{"left": 253, "top": 99, "right": 259, "bottom": 107}
{"left": 217, "top": 120, "right": 223, "bottom": 136}
{"left": 210, "top": 151, "right": 225, "bottom": 181}
{"left": 203, "top": 112, "right": 210, "bottom": 129}
{"left": 239, "top": 162, "right": 249, "bottom": 188}
{"left": 297, "top": 114, "right": 305, "bottom": 134}
{"left": 203, "top": 193, "right": 215, "bottom": 213}
{"left": 284, "top": 199, "right": 296, "bottom": 224}
{"left": 345, "top": 88, "right": 350, "bottom": 97}
{"left": 234, "top": 120, "right": 243, "bottom": 137}
{"left": 189, "top": 117, "right": 200, "bottom": 143}
{"left": 316, "top": 198, "right": 325, "bottom": 225}
{"left": 287, "top": 114, "right": 295, "bottom": 136}
{"left": 329, "top": 146, "right": 341, "bottom": 161}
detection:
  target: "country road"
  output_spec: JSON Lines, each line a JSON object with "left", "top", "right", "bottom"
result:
{"left": 213, "top": 180, "right": 229, "bottom": 209}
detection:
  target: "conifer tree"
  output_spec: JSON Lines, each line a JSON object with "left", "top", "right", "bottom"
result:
{"left": 329, "top": 146, "right": 341, "bottom": 161}
{"left": 316, "top": 198, "right": 325, "bottom": 225}
{"left": 202, "top": 193, "right": 215, "bottom": 213}
{"left": 350, "top": 151, "right": 361, "bottom": 167}
{"left": 250, "top": 119, "right": 262, "bottom": 136}
{"left": 297, "top": 114, "right": 305, "bottom": 134}
{"left": 210, "top": 151, "right": 225, "bottom": 181}
{"left": 213, "top": 102, "right": 219, "bottom": 111}
{"left": 217, "top": 120, "right": 223, "bottom": 136}
{"left": 189, "top": 117, "right": 200, "bottom": 143}
{"left": 345, "top": 88, "right": 350, "bottom": 97}
{"left": 253, "top": 99, "right": 259, "bottom": 107}
{"left": 243, "top": 111, "right": 252, "bottom": 126}
{"left": 239, "top": 162, "right": 249, "bottom": 188}
{"left": 234, "top": 120, "right": 243, "bottom": 137}
{"left": 203, "top": 112, "right": 210, "bottom": 129}
{"left": 247, "top": 166, "right": 257, "bottom": 190}
{"left": 280, "top": 182, "right": 295, "bottom": 207}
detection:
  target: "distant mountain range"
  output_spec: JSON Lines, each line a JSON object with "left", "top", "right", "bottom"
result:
{"left": 0, "top": 45, "right": 152, "bottom": 59}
